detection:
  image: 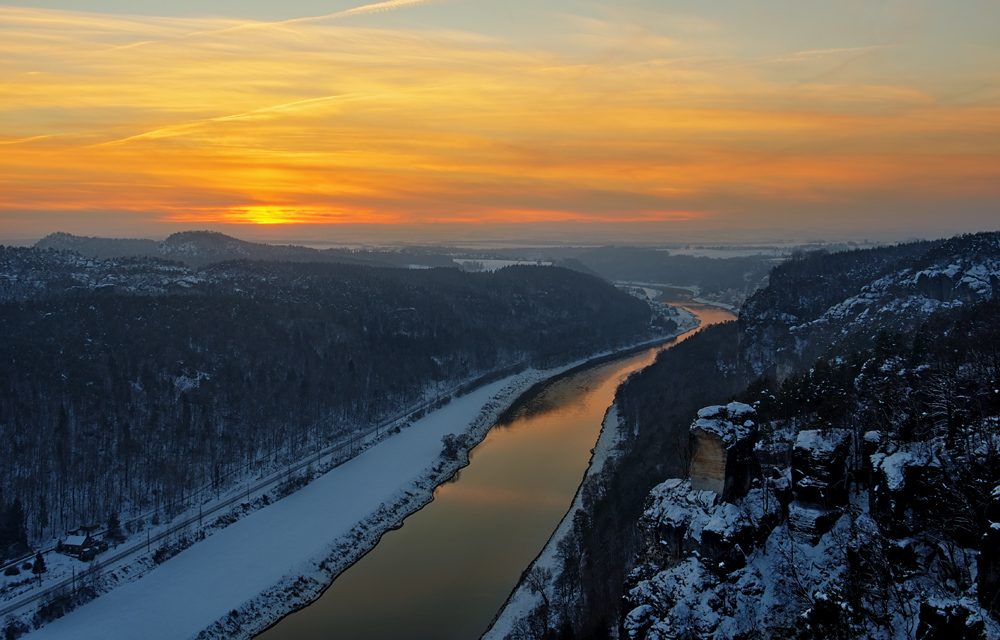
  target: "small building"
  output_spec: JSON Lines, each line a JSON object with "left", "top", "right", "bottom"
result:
{"left": 61, "top": 533, "right": 92, "bottom": 557}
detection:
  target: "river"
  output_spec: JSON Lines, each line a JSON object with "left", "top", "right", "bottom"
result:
{"left": 256, "top": 301, "right": 734, "bottom": 640}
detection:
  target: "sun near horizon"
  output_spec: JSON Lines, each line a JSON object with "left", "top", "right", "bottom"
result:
{"left": 1, "top": 0, "right": 998, "bottom": 246}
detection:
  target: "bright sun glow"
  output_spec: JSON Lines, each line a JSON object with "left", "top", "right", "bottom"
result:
{"left": 0, "top": 3, "right": 998, "bottom": 241}
{"left": 225, "top": 207, "right": 325, "bottom": 226}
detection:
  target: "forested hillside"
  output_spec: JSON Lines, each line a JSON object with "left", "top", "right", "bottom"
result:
{"left": 0, "top": 247, "right": 652, "bottom": 558}
{"left": 33, "top": 230, "right": 457, "bottom": 269}
{"left": 448, "top": 245, "right": 779, "bottom": 309}
{"left": 739, "top": 234, "right": 1000, "bottom": 378}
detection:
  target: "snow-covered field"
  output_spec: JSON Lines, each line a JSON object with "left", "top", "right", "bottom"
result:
{"left": 19, "top": 324, "right": 696, "bottom": 640}
{"left": 666, "top": 247, "right": 789, "bottom": 259}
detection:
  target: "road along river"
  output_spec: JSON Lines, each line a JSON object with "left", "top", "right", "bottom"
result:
{"left": 257, "top": 302, "right": 734, "bottom": 640}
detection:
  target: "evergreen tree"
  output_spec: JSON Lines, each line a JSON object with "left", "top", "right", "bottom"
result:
{"left": 1, "top": 499, "right": 28, "bottom": 559}
{"left": 32, "top": 551, "right": 46, "bottom": 584}
{"left": 107, "top": 511, "right": 123, "bottom": 543}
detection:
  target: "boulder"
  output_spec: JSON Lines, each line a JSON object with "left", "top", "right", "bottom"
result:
{"left": 870, "top": 441, "right": 944, "bottom": 537}
{"left": 788, "top": 501, "right": 841, "bottom": 542}
{"left": 978, "top": 484, "right": 1000, "bottom": 615}
{"left": 792, "top": 429, "right": 852, "bottom": 508}
{"left": 638, "top": 478, "right": 780, "bottom": 576}
{"left": 916, "top": 602, "right": 986, "bottom": 640}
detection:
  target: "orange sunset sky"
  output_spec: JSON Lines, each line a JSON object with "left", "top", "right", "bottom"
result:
{"left": 1, "top": 0, "right": 999, "bottom": 245}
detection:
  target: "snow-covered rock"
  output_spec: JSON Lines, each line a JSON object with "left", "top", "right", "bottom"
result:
{"left": 978, "top": 484, "right": 1000, "bottom": 613}
{"left": 870, "top": 440, "right": 944, "bottom": 536}
{"left": 739, "top": 233, "right": 1000, "bottom": 380}
{"left": 690, "top": 403, "right": 759, "bottom": 501}
{"left": 792, "top": 429, "right": 852, "bottom": 508}
{"left": 638, "top": 479, "right": 780, "bottom": 576}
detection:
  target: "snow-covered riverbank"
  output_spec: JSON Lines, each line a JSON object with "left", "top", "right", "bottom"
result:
{"left": 19, "top": 313, "right": 697, "bottom": 640}
{"left": 24, "top": 376, "right": 524, "bottom": 640}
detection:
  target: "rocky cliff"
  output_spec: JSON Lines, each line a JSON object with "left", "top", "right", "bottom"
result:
{"left": 624, "top": 233, "right": 1000, "bottom": 640}
{"left": 739, "top": 234, "right": 1000, "bottom": 381}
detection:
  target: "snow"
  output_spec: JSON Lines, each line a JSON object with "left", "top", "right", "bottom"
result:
{"left": 795, "top": 429, "right": 850, "bottom": 456}
{"left": 673, "top": 306, "right": 700, "bottom": 333}
{"left": 624, "top": 514, "right": 857, "bottom": 639}
{"left": 878, "top": 442, "right": 939, "bottom": 492}
{"left": 173, "top": 372, "right": 209, "bottom": 392}
{"left": 880, "top": 451, "right": 914, "bottom": 491}
{"left": 21, "top": 329, "right": 697, "bottom": 640}
{"left": 783, "top": 257, "right": 1000, "bottom": 350}
{"left": 62, "top": 535, "right": 87, "bottom": 547}
{"left": 943, "top": 264, "right": 963, "bottom": 279}
{"left": 692, "top": 403, "right": 756, "bottom": 445}
{"left": 23, "top": 376, "right": 520, "bottom": 640}
{"left": 642, "top": 478, "right": 775, "bottom": 547}
{"left": 625, "top": 557, "right": 720, "bottom": 640}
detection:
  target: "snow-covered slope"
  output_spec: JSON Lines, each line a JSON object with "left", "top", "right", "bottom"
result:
{"left": 623, "top": 233, "right": 1000, "bottom": 640}
{"left": 740, "top": 233, "right": 1000, "bottom": 379}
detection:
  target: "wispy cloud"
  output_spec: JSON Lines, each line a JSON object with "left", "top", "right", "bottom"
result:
{"left": 768, "top": 45, "right": 892, "bottom": 64}
{"left": 0, "top": 134, "right": 62, "bottom": 146}
{"left": 104, "top": 0, "right": 450, "bottom": 50}
{"left": 0, "top": 4, "right": 998, "bottom": 238}
{"left": 94, "top": 94, "right": 363, "bottom": 147}
{"left": 257, "top": 0, "right": 442, "bottom": 25}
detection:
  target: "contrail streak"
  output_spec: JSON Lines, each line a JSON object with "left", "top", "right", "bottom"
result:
{"left": 190, "top": 0, "right": 443, "bottom": 37}
{"left": 103, "top": 0, "right": 447, "bottom": 53}
{"left": 93, "top": 94, "right": 361, "bottom": 147}
{"left": 0, "top": 134, "right": 60, "bottom": 146}
{"left": 768, "top": 45, "right": 891, "bottom": 63}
